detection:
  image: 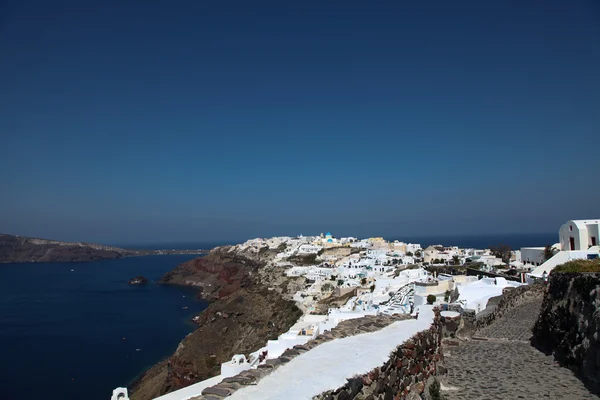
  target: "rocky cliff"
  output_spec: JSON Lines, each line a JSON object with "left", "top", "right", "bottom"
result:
{"left": 532, "top": 271, "right": 600, "bottom": 394}
{"left": 130, "top": 245, "right": 303, "bottom": 400}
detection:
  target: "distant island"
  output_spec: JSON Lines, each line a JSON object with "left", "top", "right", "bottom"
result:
{"left": 0, "top": 233, "right": 208, "bottom": 263}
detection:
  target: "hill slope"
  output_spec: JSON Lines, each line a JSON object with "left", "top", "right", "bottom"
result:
{"left": 0, "top": 233, "right": 145, "bottom": 263}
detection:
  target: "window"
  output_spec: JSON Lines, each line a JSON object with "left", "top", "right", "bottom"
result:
{"left": 570, "top": 225, "right": 573, "bottom": 231}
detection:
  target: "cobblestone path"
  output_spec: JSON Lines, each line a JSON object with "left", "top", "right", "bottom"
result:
{"left": 443, "top": 298, "right": 599, "bottom": 400}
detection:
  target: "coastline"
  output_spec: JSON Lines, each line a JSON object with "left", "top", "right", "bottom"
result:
{"left": 129, "top": 245, "right": 304, "bottom": 400}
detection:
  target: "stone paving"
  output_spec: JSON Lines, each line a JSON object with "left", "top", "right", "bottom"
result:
{"left": 443, "top": 298, "right": 599, "bottom": 400}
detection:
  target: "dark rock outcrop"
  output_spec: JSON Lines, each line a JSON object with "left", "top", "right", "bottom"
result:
{"left": 532, "top": 272, "right": 600, "bottom": 394}
{"left": 128, "top": 276, "right": 148, "bottom": 285}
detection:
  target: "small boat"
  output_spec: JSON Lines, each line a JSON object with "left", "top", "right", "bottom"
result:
{"left": 71, "top": 269, "right": 74, "bottom": 272}
{"left": 182, "top": 306, "right": 188, "bottom": 310}
{"left": 136, "top": 348, "right": 142, "bottom": 352}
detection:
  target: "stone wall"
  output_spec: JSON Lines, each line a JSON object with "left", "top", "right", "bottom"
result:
{"left": 313, "top": 312, "right": 445, "bottom": 400}
{"left": 474, "top": 283, "right": 545, "bottom": 330}
{"left": 532, "top": 272, "right": 600, "bottom": 395}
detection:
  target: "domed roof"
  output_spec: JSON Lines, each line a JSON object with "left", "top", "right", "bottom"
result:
{"left": 326, "top": 232, "right": 332, "bottom": 236}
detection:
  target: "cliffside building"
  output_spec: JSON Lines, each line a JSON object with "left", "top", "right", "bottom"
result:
{"left": 559, "top": 219, "right": 600, "bottom": 250}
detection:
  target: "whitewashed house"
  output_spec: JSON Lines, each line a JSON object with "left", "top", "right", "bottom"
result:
{"left": 521, "top": 247, "right": 545, "bottom": 267}
{"left": 526, "top": 219, "right": 600, "bottom": 281}
{"left": 559, "top": 219, "right": 600, "bottom": 250}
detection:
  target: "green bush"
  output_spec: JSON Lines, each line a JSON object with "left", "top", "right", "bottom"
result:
{"left": 429, "top": 379, "right": 443, "bottom": 400}
{"left": 444, "top": 290, "right": 451, "bottom": 302}
{"left": 553, "top": 259, "right": 600, "bottom": 273}
{"left": 321, "top": 283, "right": 334, "bottom": 292}
{"left": 427, "top": 294, "right": 436, "bottom": 304}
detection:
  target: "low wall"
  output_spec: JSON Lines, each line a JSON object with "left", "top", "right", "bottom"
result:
{"left": 474, "top": 283, "right": 545, "bottom": 330}
{"left": 313, "top": 312, "right": 445, "bottom": 400}
{"left": 532, "top": 272, "right": 600, "bottom": 394}
{"left": 466, "top": 268, "right": 521, "bottom": 282}
{"left": 448, "top": 283, "right": 544, "bottom": 339}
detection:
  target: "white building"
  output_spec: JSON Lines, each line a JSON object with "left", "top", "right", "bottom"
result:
{"left": 521, "top": 247, "right": 545, "bottom": 267}
{"left": 406, "top": 243, "right": 422, "bottom": 254}
{"left": 423, "top": 245, "right": 443, "bottom": 263}
{"left": 526, "top": 219, "right": 600, "bottom": 280}
{"left": 559, "top": 219, "right": 600, "bottom": 250}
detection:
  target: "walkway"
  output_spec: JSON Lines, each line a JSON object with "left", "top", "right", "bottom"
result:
{"left": 225, "top": 309, "right": 435, "bottom": 400}
{"left": 443, "top": 298, "right": 599, "bottom": 400}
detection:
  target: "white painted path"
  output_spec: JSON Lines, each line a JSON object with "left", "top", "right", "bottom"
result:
{"left": 153, "top": 375, "right": 223, "bottom": 400}
{"left": 228, "top": 307, "right": 435, "bottom": 400}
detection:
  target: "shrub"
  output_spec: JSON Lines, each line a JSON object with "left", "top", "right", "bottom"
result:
{"left": 427, "top": 294, "right": 436, "bottom": 304}
{"left": 429, "top": 379, "right": 443, "bottom": 400}
{"left": 321, "top": 283, "right": 334, "bottom": 292}
{"left": 369, "top": 284, "right": 375, "bottom": 292}
{"left": 444, "top": 290, "right": 451, "bottom": 302}
{"left": 468, "top": 262, "right": 484, "bottom": 270}
{"left": 206, "top": 356, "right": 218, "bottom": 369}
{"left": 553, "top": 259, "right": 600, "bottom": 273}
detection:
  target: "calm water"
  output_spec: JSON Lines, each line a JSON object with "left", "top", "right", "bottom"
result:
{"left": 0, "top": 255, "right": 207, "bottom": 400}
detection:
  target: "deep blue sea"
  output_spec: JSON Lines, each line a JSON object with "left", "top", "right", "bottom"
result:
{"left": 0, "top": 255, "right": 207, "bottom": 400}
{"left": 0, "top": 233, "right": 555, "bottom": 400}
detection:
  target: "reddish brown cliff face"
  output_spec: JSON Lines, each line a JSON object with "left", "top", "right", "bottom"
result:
{"left": 130, "top": 246, "right": 302, "bottom": 400}
{"left": 159, "top": 246, "right": 259, "bottom": 300}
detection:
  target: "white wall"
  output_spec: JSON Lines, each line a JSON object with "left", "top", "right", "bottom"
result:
{"left": 521, "top": 247, "right": 545, "bottom": 266}
{"left": 559, "top": 220, "right": 600, "bottom": 251}
{"left": 266, "top": 336, "right": 311, "bottom": 359}
{"left": 221, "top": 360, "right": 251, "bottom": 378}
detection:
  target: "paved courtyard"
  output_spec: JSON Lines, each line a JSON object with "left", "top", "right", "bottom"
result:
{"left": 443, "top": 298, "right": 599, "bottom": 400}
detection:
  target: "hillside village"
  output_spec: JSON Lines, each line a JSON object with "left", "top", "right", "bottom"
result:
{"left": 113, "top": 219, "right": 600, "bottom": 400}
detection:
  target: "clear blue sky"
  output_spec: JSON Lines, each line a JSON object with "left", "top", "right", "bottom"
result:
{"left": 1, "top": 0, "right": 599, "bottom": 244}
